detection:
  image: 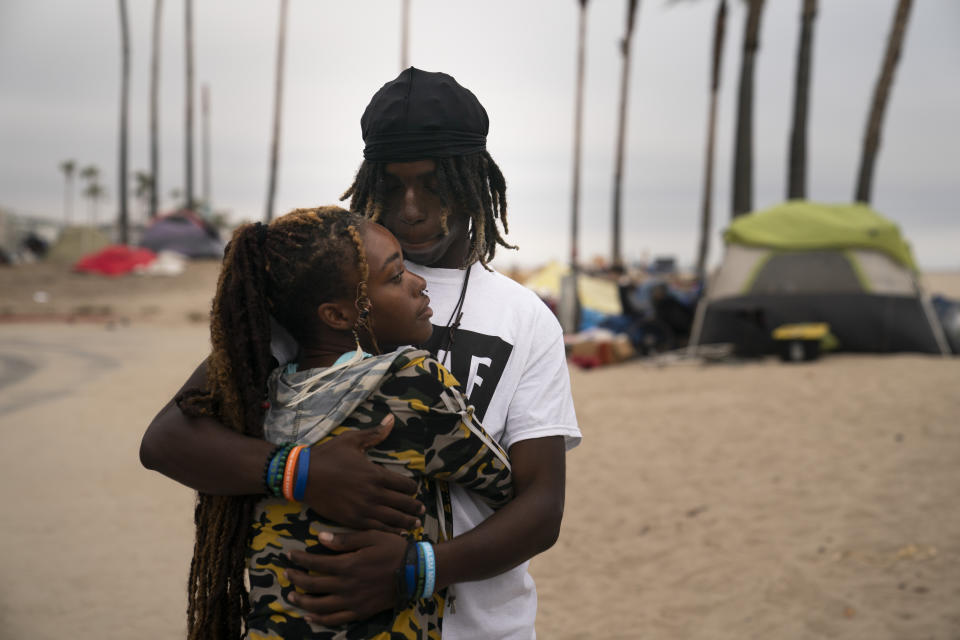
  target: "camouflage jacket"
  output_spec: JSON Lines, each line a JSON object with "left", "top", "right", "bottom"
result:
{"left": 245, "top": 347, "right": 513, "bottom": 640}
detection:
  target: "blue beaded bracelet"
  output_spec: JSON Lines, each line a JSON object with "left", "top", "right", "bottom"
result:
{"left": 293, "top": 446, "right": 310, "bottom": 501}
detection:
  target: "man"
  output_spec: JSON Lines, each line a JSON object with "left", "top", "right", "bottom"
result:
{"left": 141, "top": 67, "right": 580, "bottom": 639}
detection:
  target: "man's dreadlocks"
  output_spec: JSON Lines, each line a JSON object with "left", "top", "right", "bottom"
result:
{"left": 176, "top": 206, "right": 370, "bottom": 639}
{"left": 340, "top": 151, "right": 515, "bottom": 270}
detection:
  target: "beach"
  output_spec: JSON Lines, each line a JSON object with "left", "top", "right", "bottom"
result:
{"left": 1, "top": 263, "right": 958, "bottom": 638}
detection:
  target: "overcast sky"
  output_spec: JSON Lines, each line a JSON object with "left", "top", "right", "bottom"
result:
{"left": 1, "top": 0, "right": 958, "bottom": 270}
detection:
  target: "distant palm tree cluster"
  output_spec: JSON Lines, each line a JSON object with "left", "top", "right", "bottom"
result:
{"left": 58, "top": 161, "right": 106, "bottom": 227}
{"left": 571, "top": 0, "right": 913, "bottom": 276}
{"left": 58, "top": 0, "right": 215, "bottom": 241}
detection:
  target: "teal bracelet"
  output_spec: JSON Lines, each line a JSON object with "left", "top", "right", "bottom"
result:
{"left": 267, "top": 444, "right": 294, "bottom": 497}
{"left": 262, "top": 445, "right": 283, "bottom": 495}
{"left": 419, "top": 541, "right": 436, "bottom": 599}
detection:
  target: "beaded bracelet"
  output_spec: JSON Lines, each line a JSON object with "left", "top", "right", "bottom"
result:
{"left": 282, "top": 446, "right": 304, "bottom": 501}
{"left": 265, "top": 444, "right": 294, "bottom": 497}
{"left": 293, "top": 446, "right": 311, "bottom": 501}
{"left": 261, "top": 445, "right": 283, "bottom": 495}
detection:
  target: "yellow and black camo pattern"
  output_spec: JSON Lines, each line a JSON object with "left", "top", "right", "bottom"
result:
{"left": 245, "top": 350, "right": 513, "bottom": 639}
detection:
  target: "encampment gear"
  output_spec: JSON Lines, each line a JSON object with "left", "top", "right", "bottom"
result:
{"left": 690, "top": 202, "right": 950, "bottom": 355}
{"left": 74, "top": 245, "right": 156, "bottom": 276}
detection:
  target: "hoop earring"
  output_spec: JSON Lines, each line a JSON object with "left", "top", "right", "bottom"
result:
{"left": 353, "top": 298, "right": 381, "bottom": 355}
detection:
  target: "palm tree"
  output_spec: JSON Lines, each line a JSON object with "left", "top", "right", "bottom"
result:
{"left": 562, "top": 0, "right": 589, "bottom": 335}
{"left": 149, "top": 0, "right": 163, "bottom": 219}
{"left": 202, "top": 83, "right": 212, "bottom": 214}
{"left": 84, "top": 180, "right": 106, "bottom": 226}
{"left": 59, "top": 160, "right": 77, "bottom": 225}
{"left": 184, "top": 0, "right": 195, "bottom": 209}
{"left": 400, "top": 0, "right": 411, "bottom": 69}
{"left": 134, "top": 171, "right": 155, "bottom": 222}
{"left": 786, "top": 0, "right": 817, "bottom": 200}
{"left": 80, "top": 165, "right": 103, "bottom": 225}
{"left": 80, "top": 165, "right": 99, "bottom": 182}
{"left": 610, "top": 0, "right": 639, "bottom": 270}
{"left": 570, "top": 0, "right": 588, "bottom": 269}
{"left": 854, "top": 0, "right": 913, "bottom": 204}
{"left": 264, "top": 0, "right": 290, "bottom": 222}
{"left": 695, "top": 0, "right": 727, "bottom": 281}
{"left": 731, "top": 0, "right": 765, "bottom": 218}
{"left": 118, "top": 0, "right": 131, "bottom": 244}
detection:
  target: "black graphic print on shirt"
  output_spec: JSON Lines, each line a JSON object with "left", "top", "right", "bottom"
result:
{"left": 423, "top": 325, "right": 513, "bottom": 422}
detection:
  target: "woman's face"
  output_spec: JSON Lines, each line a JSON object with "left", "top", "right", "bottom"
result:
{"left": 361, "top": 221, "right": 434, "bottom": 350}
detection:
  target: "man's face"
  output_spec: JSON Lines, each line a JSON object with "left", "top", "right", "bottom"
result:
{"left": 379, "top": 159, "right": 469, "bottom": 268}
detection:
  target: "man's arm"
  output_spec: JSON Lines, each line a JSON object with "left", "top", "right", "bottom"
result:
{"left": 285, "top": 436, "right": 565, "bottom": 625}
{"left": 140, "top": 360, "right": 424, "bottom": 532}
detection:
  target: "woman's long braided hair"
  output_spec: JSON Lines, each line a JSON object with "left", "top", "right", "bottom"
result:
{"left": 177, "top": 206, "right": 370, "bottom": 639}
{"left": 340, "top": 150, "right": 514, "bottom": 270}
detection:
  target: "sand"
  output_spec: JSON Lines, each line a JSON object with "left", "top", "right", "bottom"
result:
{"left": 0, "top": 263, "right": 958, "bottom": 639}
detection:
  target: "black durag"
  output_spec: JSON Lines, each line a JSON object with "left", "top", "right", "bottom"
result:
{"left": 361, "top": 67, "right": 488, "bottom": 162}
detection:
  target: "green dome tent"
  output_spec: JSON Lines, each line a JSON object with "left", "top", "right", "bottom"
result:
{"left": 690, "top": 202, "right": 950, "bottom": 355}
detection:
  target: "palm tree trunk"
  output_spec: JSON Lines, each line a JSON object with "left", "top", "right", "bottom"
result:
{"left": 264, "top": 0, "right": 289, "bottom": 222}
{"left": 118, "top": 0, "right": 131, "bottom": 244}
{"left": 611, "top": 0, "right": 639, "bottom": 270}
{"left": 570, "top": 0, "right": 588, "bottom": 269}
{"left": 60, "top": 161, "right": 76, "bottom": 226}
{"left": 150, "top": 0, "right": 162, "bottom": 219}
{"left": 695, "top": 0, "right": 727, "bottom": 281}
{"left": 854, "top": 0, "right": 913, "bottom": 204}
{"left": 184, "top": 0, "right": 195, "bottom": 209}
{"left": 65, "top": 171, "right": 74, "bottom": 226}
{"left": 731, "top": 0, "right": 765, "bottom": 218}
{"left": 400, "top": 0, "right": 410, "bottom": 70}
{"left": 787, "top": 0, "right": 817, "bottom": 200}
{"left": 202, "top": 83, "right": 211, "bottom": 214}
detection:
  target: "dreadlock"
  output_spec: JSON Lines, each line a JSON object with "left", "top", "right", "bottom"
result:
{"left": 340, "top": 151, "right": 515, "bottom": 270}
{"left": 176, "top": 206, "right": 370, "bottom": 639}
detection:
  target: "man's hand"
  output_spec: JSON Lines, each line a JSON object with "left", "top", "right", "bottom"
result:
{"left": 303, "top": 415, "right": 424, "bottom": 533}
{"left": 286, "top": 530, "right": 407, "bottom": 626}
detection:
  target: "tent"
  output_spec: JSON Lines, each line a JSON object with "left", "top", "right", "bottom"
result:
{"left": 46, "top": 226, "right": 112, "bottom": 264}
{"left": 524, "top": 261, "right": 622, "bottom": 316}
{"left": 690, "top": 201, "right": 950, "bottom": 355}
{"left": 140, "top": 210, "right": 224, "bottom": 258}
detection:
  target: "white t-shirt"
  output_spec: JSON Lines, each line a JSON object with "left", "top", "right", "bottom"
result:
{"left": 408, "top": 262, "right": 581, "bottom": 640}
{"left": 270, "top": 261, "right": 581, "bottom": 639}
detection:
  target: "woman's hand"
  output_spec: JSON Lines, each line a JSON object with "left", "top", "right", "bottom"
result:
{"left": 141, "top": 361, "right": 424, "bottom": 531}
{"left": 286, "top": 530, "right": 407, "bottom": 626}
{"left": 303, "top": 415, "right": 424, "bottom": 533}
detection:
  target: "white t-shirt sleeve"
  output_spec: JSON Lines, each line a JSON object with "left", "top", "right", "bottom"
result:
{"left": 500, "top": 308, "right": 580, "bottom": 452}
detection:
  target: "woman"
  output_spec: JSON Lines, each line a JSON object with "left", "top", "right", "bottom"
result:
{"left": 178, "top": 206, "right": 512, "bottom": 639}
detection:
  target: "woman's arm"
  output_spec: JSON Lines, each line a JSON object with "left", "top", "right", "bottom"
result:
{"left": 140, "top": 360, "right": 424, "bottom": 532}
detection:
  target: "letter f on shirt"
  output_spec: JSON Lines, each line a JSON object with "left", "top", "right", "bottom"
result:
{"left": 466, "top": 355, "right": 492, "bottom": 399}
